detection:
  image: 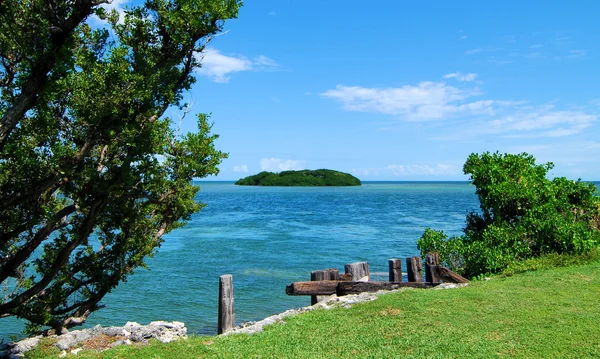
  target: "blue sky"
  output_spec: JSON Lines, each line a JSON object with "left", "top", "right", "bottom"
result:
{"left": 107, "top": 1, "right": 600, "bottom": 180}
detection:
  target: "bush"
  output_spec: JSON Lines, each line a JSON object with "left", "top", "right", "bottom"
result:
{"left": 418, "top": 152, "right": 600, "bottom": 278}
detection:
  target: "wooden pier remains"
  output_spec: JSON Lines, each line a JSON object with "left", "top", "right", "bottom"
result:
{"left": 286, "top": 252, "right": 468, "bottom": 300}
{"left": 219, "top": 252, "right": 469, "bottom": 334}
{"left": 310, "top": 268, "right": 340, "bottom": 305}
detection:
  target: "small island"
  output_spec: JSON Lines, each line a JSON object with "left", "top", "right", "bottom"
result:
{"left": 235, "top": 169, "right": 362, "bottom": 186}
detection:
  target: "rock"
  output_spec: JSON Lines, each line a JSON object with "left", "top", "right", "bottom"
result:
{"left": 128, "top": 321, "right": 186, "bottom": 343}
{"left": 0, "top": 336, "right": 41, "bottom": 358}
{"left": 55, "top": 328, "right": 93, "bottom": 351}
{"left": 1, "top": 321, "right": 187, "bottom": 357}
{"left": 109, "top": 339, "right": 132, "bottom": 348}
{"left": 102, "top": 327, "right": 128, "bottom": 337}
{"left": 433, "top": 283, "right": 469, "bottom": 290}
{"left": 70, "top": 348, "right": 83, "bottom": 355}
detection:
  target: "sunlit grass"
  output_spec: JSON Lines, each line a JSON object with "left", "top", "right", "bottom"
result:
{"left": 27, "top": 258, "right": 600, "bottom": 358}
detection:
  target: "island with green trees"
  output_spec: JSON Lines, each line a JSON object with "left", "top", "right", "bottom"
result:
{"left": 235, "top": 169, "right": 362, "bottom": 186}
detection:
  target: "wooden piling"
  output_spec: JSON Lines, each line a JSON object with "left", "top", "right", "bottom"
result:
{"left": 406, "top": 256, "right": 424, "bottom": 283}
{"left": 336, "top": 281, "right": 437, "bottom": 295}
{"left": 286, "top": 281, "right": 439, "bottom": 296}
{"left": 310, "top": 268, "right": 339, "bottom": 305}
{"left": 388, "top": 258, "right": 402, "bottom": 283}
{"left": 218, "top": 274, "right": 235, "bottom": 334}
{"left": 344, "top": 262, "right": 370, "bottom": 282}
{"left": 433, "top": 265, "right": 470, "bottom": 284}
{"left": 425, "top": 252, "right": 440, "bottom": 283}
{"left": 286, "top": 280, "right": 338, "bottom": 296}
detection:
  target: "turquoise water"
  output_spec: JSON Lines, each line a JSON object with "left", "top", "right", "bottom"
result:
{"left": 1, "top": 181, "right": 479, "bottom": 340}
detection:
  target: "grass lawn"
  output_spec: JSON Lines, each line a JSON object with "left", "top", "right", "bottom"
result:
{"left": 27, "top": 260, "right": 600, "bottom": 358}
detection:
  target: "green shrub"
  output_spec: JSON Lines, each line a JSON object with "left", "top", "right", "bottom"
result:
{"left": 418, "top": 152, "right": 600, "bottom": 278}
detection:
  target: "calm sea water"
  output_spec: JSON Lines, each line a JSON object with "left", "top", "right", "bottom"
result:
{"left": 1, "top": 181, "right": 479, "bottom": 340}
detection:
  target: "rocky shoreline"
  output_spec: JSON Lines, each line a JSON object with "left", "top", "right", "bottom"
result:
{"left": 0, "top": 321, "right": 187, "bottom": 358}
{"left": 1, "top": 283, "right": 467, "bottom": 358}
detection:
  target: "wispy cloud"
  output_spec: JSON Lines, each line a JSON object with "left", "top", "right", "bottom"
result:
{"left": 323, "top": 76, "right": 598, "bottom": 140}
{"left": 321, "top": 80, "right": 519, "bottom": 121}
{"left": 488, "top": 107, "right": 596, "bottom": 137}
{"left": 566, "top": 49, "right": 587, "bottom": 59}
{"left": 435, "top": 105, "right": 597, "bottom": 140}
{"left": 465, "top": 48, "right": 483, "bottom": 55}
{"left": 470, "top": 33, "right": 589, "bottom": 64}
{"left": 505, "top": 141, "right": 600, "bottom": 177}
{"left": 253, "top": 55, "right": 279, "bottom": 69}
{"left": 353, "top": 164, "right": 462, "bottom": 177}
{"left": 197, "top": 49, "right": 279, "bottom": 83}
{"left": 268, "top": 11, "right": 276, "bottom": 16}
{"left": 443, "top": 72, "right": 477, "bottom": 82}
{"left": 233, "top": 165, "right": 249, "bottom": 173}
{"left": 260, "top": 158, "right": 305, "bottom": 172}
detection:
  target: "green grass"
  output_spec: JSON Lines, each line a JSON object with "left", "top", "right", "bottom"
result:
{"left": 27, "top": 259, "right": 600, "bottom": 358}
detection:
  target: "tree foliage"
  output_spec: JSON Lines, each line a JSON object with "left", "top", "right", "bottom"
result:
{"left": 418, "top": 152, "right": 600, "bottom": 278}
{"left": 0, "top": 0, "right": 239, "bottom": 332}
{"left": 235, "top": 169, "right": 362, "bottom": 186}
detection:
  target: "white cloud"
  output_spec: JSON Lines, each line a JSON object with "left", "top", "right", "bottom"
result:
{"left": 505, "top": 141, "right": 600, "bottom": 176}
{"left": 525, "top": 52, "right": 546, "bottom": 59}
{"left": 488, "top": 108, "right": 596, "bottom": 137}
{"left": 443, "top": 72, "right": 478, "bottom": 82}
{"left": 459, "top": 35, "right": 467, "bottom": 40}
{"left": 89, "top": 0, "right": 130, "bottom": 25}
{"left": 253, "top": 55, "right": 279, "bottom": 68}
{"left": 260, "top": 158, "right": 305, "bottom": 172}
{"left": 465, "top": 48, "right": 483, "bottom": 55}
{"left": 268, "top": 11, "right": 276, "bottom": 16}
{"left": 387, "top": 164, "right": 460, "bottom": 176}
{"left": 197, "top": 49, "right": 279, "bottom": 83}
{"left": 321, "top": 82, "right": 472, "bottom": 120}
{"left": 353, "top": 164, "right": 462, "bottom": 177}
{"left": 197, "top": 49, "right": 251, "bottom": 83}
{"left": 233, "top": 165, "right": 248, "bottom": 173}
{"left": 466, "top": 35, "right": 587, "bottom": 64}
{"left": 567, "top": 49, "right": 587, "bottom": 58}
{"left": 435, "top": 106, "right": 597, "bottom": 141}
{"left": 321, "top": 81, "right": 520, "bottom": 121}
{"left": 323, "top": 76, "right": 598, "bottom": 140}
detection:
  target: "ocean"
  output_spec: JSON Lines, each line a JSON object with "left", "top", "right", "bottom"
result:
{"left": 1, "top": 181, "right": 480, "bottom": 340}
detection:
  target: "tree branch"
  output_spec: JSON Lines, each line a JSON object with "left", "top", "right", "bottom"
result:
{"left": 0, "top": 0, "right": 98, "bottom": 150}
{"left": 0, "top": 198, "right": 103, "bottom": 314}
{"left": 0, "top": 204, "right": 77, "bottom": 283}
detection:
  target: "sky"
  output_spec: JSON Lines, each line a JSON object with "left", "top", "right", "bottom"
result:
{"left": 106, "top": 1, "right": 600, "bottom": 181}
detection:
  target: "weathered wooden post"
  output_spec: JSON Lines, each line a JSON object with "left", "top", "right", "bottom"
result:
{"left": 218, "top": 274, "right": 235, "bottom": 334}
{"left": 310, "top": 268, "right": 339, "bottom": 305}
{"left": 388, "top": 259, "right": 402, "bottom": 283}
{"left": 425, "top": 252, "right": 440, "bottom": 283}
{"left": 345, "top": 262, "right": 370, "bottom": 282}
{"left": 406, "top": 256, "right": 424, "bottom": 283}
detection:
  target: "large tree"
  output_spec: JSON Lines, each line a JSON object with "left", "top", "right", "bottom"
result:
{"left": 0, "top": 0, "right": 239, "bottom": 333}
